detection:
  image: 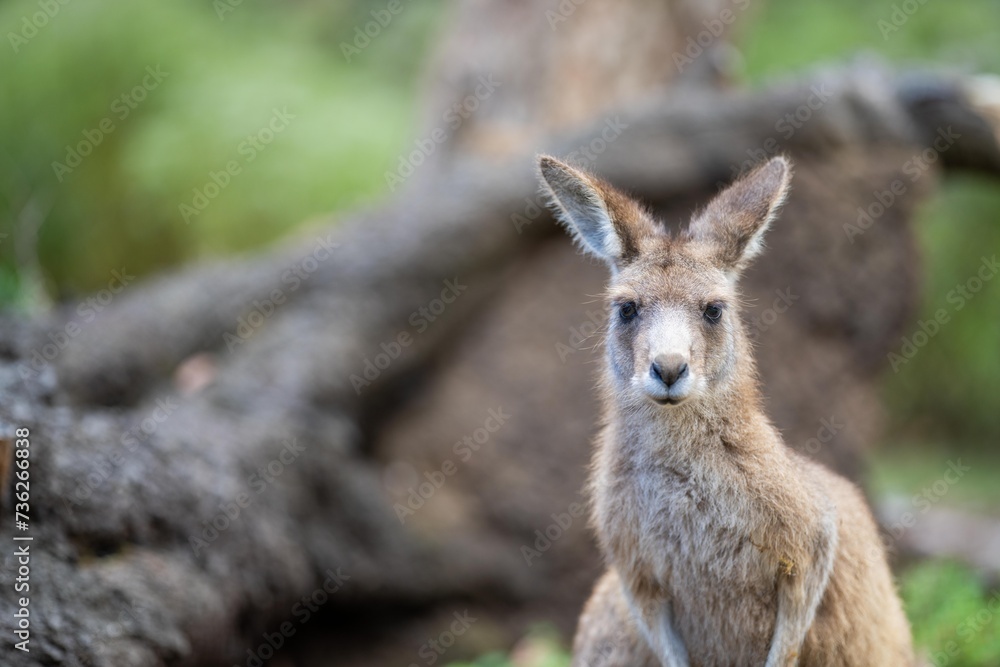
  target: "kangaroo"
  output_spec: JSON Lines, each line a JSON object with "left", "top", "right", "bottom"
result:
{"left": 537, "top": 155, "right": 914, "bottom": 667}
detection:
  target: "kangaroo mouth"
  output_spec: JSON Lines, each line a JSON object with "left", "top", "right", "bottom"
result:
{"left": 651, "top": 395, "right": 686, "bottom": 406}
{"left": 642, "top": 373, "right": 693, "bottom": 407}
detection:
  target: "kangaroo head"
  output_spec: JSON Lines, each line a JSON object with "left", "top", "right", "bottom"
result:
{"left": 539, "top": 155, "right": 791, "bottom": 408}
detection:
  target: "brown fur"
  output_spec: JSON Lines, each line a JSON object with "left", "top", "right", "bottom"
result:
{"left": 538, "top": 156, "right": 914, "bottom": 667}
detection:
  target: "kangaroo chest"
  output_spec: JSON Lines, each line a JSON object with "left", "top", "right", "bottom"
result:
{"left": 598, "top": 456, "right": 780, "bottom": 665}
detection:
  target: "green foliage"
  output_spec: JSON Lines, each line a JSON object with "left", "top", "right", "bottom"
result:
{"left": 901, "top": 561, "right": 1000, "bottom": 666}
{"left": 0, "top": 0, "right": 440, "bottom": 305}
{"left": 884, "top": 181, "right": 1000, "bottom": 441}
{"left": 741, "top": 0, "right": 1000, "bottom": 79}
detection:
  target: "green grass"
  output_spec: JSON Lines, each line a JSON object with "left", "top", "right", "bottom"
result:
{"left": 866, "top": 436, "right": 1000, "bottom": 663}
{"left": 902, "top": 561, "right": 1000, "bottom": 667}
{"left": 0, "top": 0, "right": 442, "bottom": 306}
{"left": 447, "top": 628, "right": 570, "bottom": 667}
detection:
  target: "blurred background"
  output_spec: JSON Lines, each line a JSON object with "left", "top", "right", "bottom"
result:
{"left": 2, "top": 0, "right": 1000, "bottom": 665}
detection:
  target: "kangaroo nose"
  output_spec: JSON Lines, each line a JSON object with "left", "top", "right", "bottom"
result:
{"left": 650, "top": 354, "right": 688, "bottom": 388}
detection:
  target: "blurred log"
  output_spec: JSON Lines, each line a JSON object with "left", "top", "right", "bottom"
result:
{"left": 2, "top": 61, "right": 1000, "bottom": 667}
{"left": 419, "top": 0, "right": 740, "bottom": 162}
{"left": 880, "top": 498, "right": 1000, "bottom": 575}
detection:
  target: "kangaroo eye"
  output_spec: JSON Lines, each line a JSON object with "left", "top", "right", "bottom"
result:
{"left": 703, "top": 303, "right": 723, "bottom": 323}
{"left": 619, "top": 301, "right": 639, "bottom": 322}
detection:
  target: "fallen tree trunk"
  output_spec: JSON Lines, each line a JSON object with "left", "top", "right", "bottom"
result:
{"left": 1, "top": 63, "right": 999, "bottom": 667}
{"left": 880, "top": 498, "right": 1000, "bottom": 575}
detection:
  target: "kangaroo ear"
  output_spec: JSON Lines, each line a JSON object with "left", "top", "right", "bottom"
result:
{"left": 688, "top": 156, "right": 792, "bottom": 276}
{"left": 538, "top": 155, "right": 656, "bottom": 268}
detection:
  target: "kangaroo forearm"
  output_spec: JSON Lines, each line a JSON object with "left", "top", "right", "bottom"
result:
{"left": 637, "top": 607, "right": 689, "bottom": 667}
{"left": 625, "top": 589, "right": 689, "bottom": 667}
{"left": 765, "top": 511, "right": 839, "bottom": 667}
